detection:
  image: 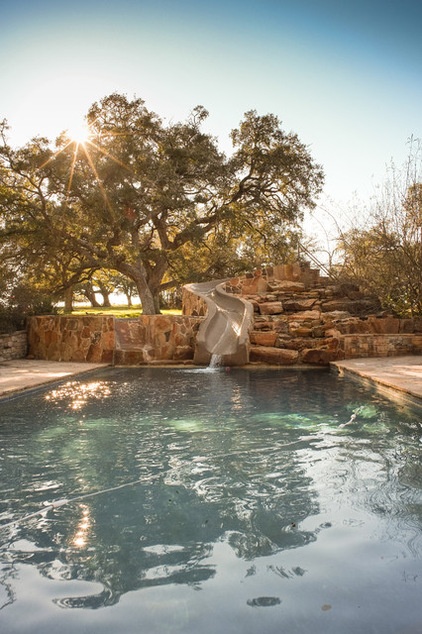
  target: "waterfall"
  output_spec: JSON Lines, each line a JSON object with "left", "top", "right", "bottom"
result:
{"left": 209, "top": 353, "right": 223, "bottom": 368}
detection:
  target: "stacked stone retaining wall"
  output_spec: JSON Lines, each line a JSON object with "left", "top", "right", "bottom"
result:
{"left": 0, "top": 331, "right": 28, "bottom": 361}
{"left": 113, "top": 316, "right": 201, "bottom": 364}
{"left": 234, "top": 274, "right": 422, "bottom": 365}
{"left": 28, "top": 315, "right": 115, "bottom": 363}
{"left": 28, "top": 315, "right": 201, "bottom": 364}
{"left": 25, "top": 262, "right": 422, "bottom": 366}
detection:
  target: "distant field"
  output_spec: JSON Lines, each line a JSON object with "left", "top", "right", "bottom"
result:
{"left": 59, "top": 306, "right": 183, "bottom": 317}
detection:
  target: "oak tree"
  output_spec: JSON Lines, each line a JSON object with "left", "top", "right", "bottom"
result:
{"left": 0, "top": 95, "right": 324, "bottom": 313}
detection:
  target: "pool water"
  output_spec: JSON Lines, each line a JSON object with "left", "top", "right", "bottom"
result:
{"left": 1, "top": 367, "right": 422, "bottom": 633}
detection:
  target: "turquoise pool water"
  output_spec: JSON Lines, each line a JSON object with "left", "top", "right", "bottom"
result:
{"left": 0, "top": 367, "right": 422, "bottom": 633}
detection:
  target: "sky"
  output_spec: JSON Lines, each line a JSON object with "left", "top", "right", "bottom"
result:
{"left": 1, "top": 0, "right": 421, "bottom": 253}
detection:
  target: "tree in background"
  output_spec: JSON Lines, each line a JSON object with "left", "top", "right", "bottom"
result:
{"left": 76, "top": 271, "right": 138, "bottom": 307}
{"left": 108, "top": 272, "right": 139, "bottom": 307}
{"left": 0, "top": 95, "right": 324, "bottom": 314}
{"left": 337, "top": 139, "right": 422, "bottom": 316}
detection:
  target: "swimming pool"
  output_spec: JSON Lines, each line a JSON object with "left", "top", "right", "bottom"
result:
{"left": 1, "top": 366, "right": 422, "bottom": 633}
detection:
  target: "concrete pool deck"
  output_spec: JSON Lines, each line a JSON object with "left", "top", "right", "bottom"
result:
{"left": 0, "top": 359, "right": 107, "bottom": 398}
{"left": 332, "top": 356, "right": 422, "bottom": 403}
{"left": 1, "top": 356, "right": 422, "bottom": 402}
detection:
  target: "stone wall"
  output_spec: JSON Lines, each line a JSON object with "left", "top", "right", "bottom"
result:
{"left": 341, "top": 334, "right": 422, "bottom": 359}
{"left": 25, "top": 262, "right": 422, "bottom": 367}
{"left": 28, "top": 315, "right": 201, "bottom": 364}
{"left": 249, "top": 315, "right": 422, "bottom": 365}
{"left": 114, "top": 316, "right": 201, "bottom": 364}
{"left": 241, "top": 276, "right": 422, "bottom": 365}
{"left": 0, "top": 330, "right": 27, "bottom": 361}
{"left": 28, "top": 316, "right": 115, "bottom": 363}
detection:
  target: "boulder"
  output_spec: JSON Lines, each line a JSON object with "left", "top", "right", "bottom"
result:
{"left": 321, "top": 300, "right": 356, "bottom": 313}
{"left": 270, "top": 280, "right": 306, "bottom": 292}
{"left": 281, "top": 337, "right": 316, "bottom": 351}
{"left": 289, "top": 326, "right": 313, "bottom": 337}
{"left": 333, "top": 318, "right": 372, "bottom": 334}
{"left": 367, "top": 316, "right": 399, "bottom": 334}
{"left": 321, "top": 310, "right": 354, "bottom": 322}
{"left": 301, "top": 348, "right": 343, "bottom": 365}
{"left": 321, "top": 299, "right": 380, "bottom": 315}
{"left": 287, "top": 310, "right": 321, "bottom": 322}
{"left": 249, "top": 331, "right": 278, "bottom": 346}
{"left": 249, "top": 346, "right": 299, "bottom": 365}
{"left": 259, "top": 302, "right": 283, "bottom": 315}
{"left": 283, "top": 298, "right": 317, "bottom": 312}
{"left": 252, "top": 320, "right": 275, "bottom": 330}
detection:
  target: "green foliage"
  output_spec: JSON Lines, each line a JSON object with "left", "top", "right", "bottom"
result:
{"left": 337, "top": 140, "right": 422, "bottom": 317}
{"left": 0, "top": 279, "right": 56, "bottom": 333}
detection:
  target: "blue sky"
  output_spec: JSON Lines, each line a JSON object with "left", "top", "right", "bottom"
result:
{"left": 1, "top": 0, "right": 421, "bottom": 246}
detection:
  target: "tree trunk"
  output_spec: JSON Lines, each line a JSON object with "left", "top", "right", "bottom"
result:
{"left": 100, "top": 291, "right": 111, "bottom": 307}
{"left": 116, "top": 260, "right": 161, "bottom": 314}
{"left": 153, "top": 293, "right": 161, "bottom": 314}
{"left": 146, "top": 255, "right": 168, "bottom": 314}
{"left": 135, "top": 282, "right": 157, "bottom": 314}
{"left": 125, "top": 293, "right": 132, "bottom": 307}
{"left": 84, "top": 284, "right": 100, "bottom": 307}
{"left": 63, "top": 286, "right": 73, "bottom": 313}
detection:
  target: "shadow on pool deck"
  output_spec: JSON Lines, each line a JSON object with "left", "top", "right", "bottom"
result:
{"left": 1, "top": 356, "right": 422, "bottom": 402}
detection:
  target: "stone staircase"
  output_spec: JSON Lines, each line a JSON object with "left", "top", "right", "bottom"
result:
{"left": 183, "top": 262, "right": 422, "bottom": 365}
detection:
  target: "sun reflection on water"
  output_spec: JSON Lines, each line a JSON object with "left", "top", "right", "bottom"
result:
{"left": 45, "top": 380, "right": 112, "bottom": 410}
{"left": 71, "top": 504, "right": 92, "bottom": 549}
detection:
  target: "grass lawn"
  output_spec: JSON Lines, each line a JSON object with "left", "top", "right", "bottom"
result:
{"left": 59, "top": 306, "right": 182, "bottom": 318}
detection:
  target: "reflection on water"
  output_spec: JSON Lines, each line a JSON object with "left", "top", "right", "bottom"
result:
{"left": 0, "top": 368, "right": 422, "bottom": 633}
{"left": 45, "top": 379, "right": 113, "bottom": 411}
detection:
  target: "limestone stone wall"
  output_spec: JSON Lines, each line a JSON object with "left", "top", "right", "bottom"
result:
{"left": 249, "top": 317, "right": 422, "bottom": 366}
{"left": 28, "top": 315, "right": 202, "bottom": 364}
{"left": 242, "top": 279, "right": 422, "bottom": 365}
{"left": 341, "top": 334, "right": 422, "bottom": 359}
{"left": 28, "top": 316, "right": 115, "bottom": 363}
{"left": 25, "top": 262, "right": 422, "bottom": 367}
{"left": 113, "top": 315, "right": 201, "bottom": 364}
{"left": 0, "top": 330, "right": 27, "bottom": 361}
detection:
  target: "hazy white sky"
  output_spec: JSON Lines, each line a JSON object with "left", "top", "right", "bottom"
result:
{"left": 1, "top": 0, "right": 421, "bottom": 248}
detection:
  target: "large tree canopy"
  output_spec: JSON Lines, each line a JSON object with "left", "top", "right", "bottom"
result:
{"left": 0, "top": 94, "right": 324, "bottom": 313}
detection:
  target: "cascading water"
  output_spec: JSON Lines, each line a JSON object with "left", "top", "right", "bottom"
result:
{"left": 209, "top": 353, "right": 223, "bottom": 368}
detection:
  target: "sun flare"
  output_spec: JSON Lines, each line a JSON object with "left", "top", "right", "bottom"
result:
{"left": 66, "top": 120, "right": 90, "bottom": 145}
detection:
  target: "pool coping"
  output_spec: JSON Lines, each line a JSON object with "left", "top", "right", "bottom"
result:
{"left": 331, "top": 356, "right": 422, "bottom": 406}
